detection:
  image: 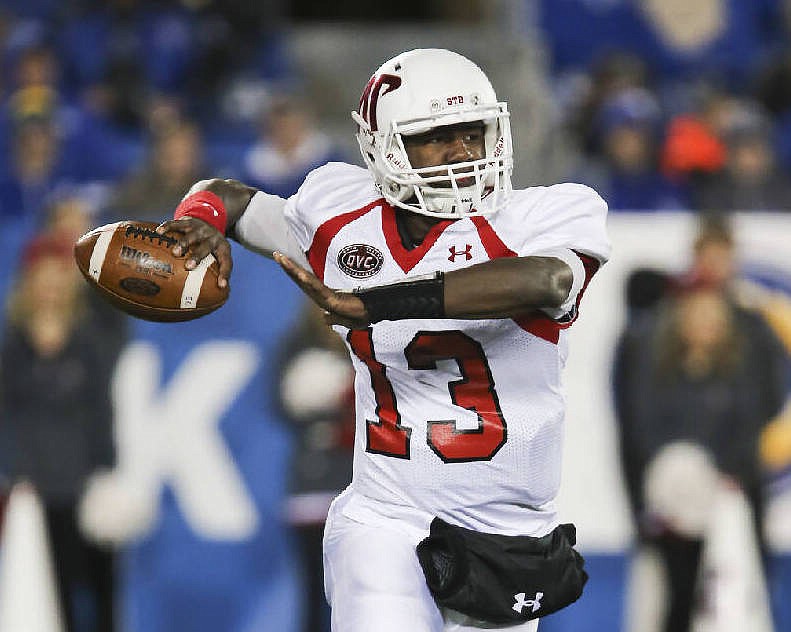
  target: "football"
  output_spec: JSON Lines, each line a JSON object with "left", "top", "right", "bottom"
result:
{"left": 74, "top": 220, "right": 229, "bottom": 322}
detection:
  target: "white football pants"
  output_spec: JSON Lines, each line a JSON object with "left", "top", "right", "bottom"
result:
{"left": 323, "top": 490, "right": 540, "bottom": 632}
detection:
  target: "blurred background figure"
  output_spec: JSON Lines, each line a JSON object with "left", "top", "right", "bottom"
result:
{"left": 537, "top": 0, "right": 785, "bottom": 95}
{"left": 562, "top": 52, "right": 651, "bottom": 159}
{"left": 686, "top": 216, "right": 791, "bottom": 376}
{"left": 0, "top": 232, "right": 123, "bottom": 632}
{"left": 241, "top": 93, "right": 346, "bottom": 199}
{"left": 614, "top": 222, "right": 788, "bottom": 631}
{"left": 0, "top": 114, "right": 63, "bottom": 225}
{"left": 574, "top": 87, "right": 688, "bottom": 211}
{"left": 109, "top": 120, "right": 205, "bottom": 223}
{"left": 44, "top": 195, "right": 93, "bottom": 244}
{"left": 276, "top": 302, "right": 354, "bottom": 632}
{"left": 685, "top": 215, "right": 738, "bottom": 288}
{"left": 43, "top": 194, "right": 129, "bottom": 356}
{"left": 693, "top": 102, "right": 791, "bottom": 213}
{"left": 659, "top": 90, "right": 731, "bottom": 193}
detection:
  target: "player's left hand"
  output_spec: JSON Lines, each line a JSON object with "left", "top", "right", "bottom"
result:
{"left": 274, "top": 252, "right": 370, "bottom": 328}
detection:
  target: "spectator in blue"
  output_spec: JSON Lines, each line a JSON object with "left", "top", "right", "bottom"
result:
{"left": 57, "top": 0, "right": 290, "bottom": 131}
{"left": 0, "top": 113, "right": 63, "bottom": 225}
{"left": 694, "top": 101, "right": 791, "bottom": 212}
{"left": 575, "top": 88, "right": 689, "bottom": 211}
{"left": 565, "top": 52, "right": 651, "bottom": 157}
{"left": 0, "top": 43, "right": 61, "bottom": 180}
{"left": 636, "top": 0, "right": 786, "bottom": 89}
{"left": 241, "top": 93, "right": 346, "bottom": 199}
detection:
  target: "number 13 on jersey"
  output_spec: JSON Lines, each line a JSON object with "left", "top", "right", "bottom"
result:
{"left": 348, "top": 328, "right": 507, "bottom": 463}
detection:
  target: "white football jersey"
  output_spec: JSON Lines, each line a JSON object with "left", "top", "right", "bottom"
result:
{"left": 282, "top": 162, "right": 610, "bottom": 537}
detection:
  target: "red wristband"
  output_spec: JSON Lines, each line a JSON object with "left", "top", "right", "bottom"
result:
{"left": 174, "top": 191, "right": 227, "bottom": 234}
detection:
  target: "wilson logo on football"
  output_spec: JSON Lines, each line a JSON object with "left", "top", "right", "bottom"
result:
{"left": 337, "top": 244, "right": 384, "bottom": 278}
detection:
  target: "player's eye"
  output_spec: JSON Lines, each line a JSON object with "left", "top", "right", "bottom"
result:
{"left": 432, "top": 131, "right": 455, "bottom": 144}
{"left": 464, "top": 129, "right": 484, "bottom": 142}
{"left": 404, "top": 132, "right": 441, "bottom": 146}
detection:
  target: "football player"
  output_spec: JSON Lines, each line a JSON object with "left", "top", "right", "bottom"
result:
{"left": 159, "top": 49, "right": 610, "bottom": 632}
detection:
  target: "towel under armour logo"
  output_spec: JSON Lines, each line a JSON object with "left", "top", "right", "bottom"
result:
{"left": 512, "top": 591, "right": 543, "bottom": 614}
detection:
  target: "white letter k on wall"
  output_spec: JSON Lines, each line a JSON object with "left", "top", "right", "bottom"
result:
{"left": 112, "top": 341, "right": 260, "bottom": 540}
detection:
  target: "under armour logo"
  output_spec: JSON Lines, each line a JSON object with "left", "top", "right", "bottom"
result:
{"left": 512, "top": 592, "right": 543, "bottom": 614}
{"left": 448, "top": 244, "right": 473, "bottom": 262}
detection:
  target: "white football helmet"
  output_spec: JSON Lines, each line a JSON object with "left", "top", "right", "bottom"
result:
{"left": 352, "top": 49, "right": 513, "bottom": 218}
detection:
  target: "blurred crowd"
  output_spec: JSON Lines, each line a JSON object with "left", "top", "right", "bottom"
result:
{"left": 1, "top": 0, "right": 791, "bottom": 244}
{"left": 0, "top": 0, "right": 343, "bottom": 242}
{"left": 542, "top": 0, "right": 791, "bottom": 213}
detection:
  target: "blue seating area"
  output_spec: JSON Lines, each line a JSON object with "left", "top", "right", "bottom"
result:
{"left": 537, "top": 0, "right": 791, "bottom": 213}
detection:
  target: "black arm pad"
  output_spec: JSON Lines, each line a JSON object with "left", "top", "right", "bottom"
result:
{"left": 354, "top": 272, "right": 445, "bottom": 323}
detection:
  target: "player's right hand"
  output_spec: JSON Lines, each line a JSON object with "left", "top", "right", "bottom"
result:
{"left": 157, "top": 217, "right": 233, "bottom": 288}
{"left": 274, "top": 252, "right": 370, "bottom": 328}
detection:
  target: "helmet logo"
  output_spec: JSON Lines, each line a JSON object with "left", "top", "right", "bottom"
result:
{"left": 337, "top": 244, "right": 384, "bottom": 278}
{"left": 359, "top": 73, "right": 402, "bottom": 132}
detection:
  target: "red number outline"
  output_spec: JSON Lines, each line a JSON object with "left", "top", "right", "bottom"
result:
{"left": 405, "top": 331, "right": 507, "bottom": 463}
{"left": 349, "top": 329, "right": 507, "bottom": 463}
{"left": 348, "top": 328, "right": 411, "bottom": 458}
